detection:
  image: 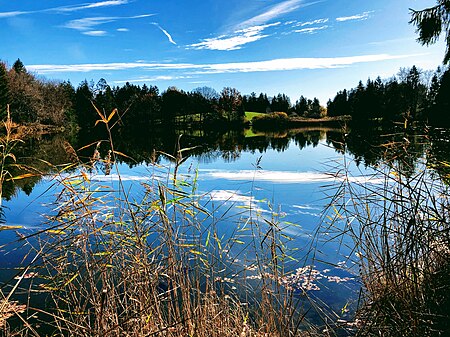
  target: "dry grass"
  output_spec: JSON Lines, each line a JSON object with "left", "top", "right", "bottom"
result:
{"left": 1, "top": 106, "right": 327, "bottom": 336}
{"left": 322, "top": 133, "right": 450, "bottom": 336}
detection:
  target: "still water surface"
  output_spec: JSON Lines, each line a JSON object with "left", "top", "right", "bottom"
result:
{"left": 0, "top": 127, "right": 391, "bottom": 320}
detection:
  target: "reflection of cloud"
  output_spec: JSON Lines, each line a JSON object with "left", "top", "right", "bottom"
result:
{"left": 201, "top": 169, "right": 383, "bottom": 184}
{"left": 204, "top": 170, "right": 334, "bottom": 183}
{"left": 90, "top": 174, "right": 150, "bottom": 182}
{"left": 336, "top": 11, "right": 373, "bottom": 22}
{"left": 292, "top": 205, "right": 320, "bottom": 211}
{"left": 189, "top": 23, "right": 280, "bottom": 51}
{"left": 209, "top": 190, "right": 254, "bottom": 203}
{"left": 207, "top": 190, "right": 267, "bottom": 213}
{"left": 28, "top": 54, "right": 416, "bottom": 74}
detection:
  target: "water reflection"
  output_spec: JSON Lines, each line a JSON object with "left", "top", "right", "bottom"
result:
{"left": 2, "top": 124, "right": 450, "bottom": 199}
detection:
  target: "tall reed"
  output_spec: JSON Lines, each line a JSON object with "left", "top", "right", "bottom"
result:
{"left": 322, "top": 131, "right": 450, "bottom": 336}
{"left": 3, "top": 106, "right": 325, "bottom": 336}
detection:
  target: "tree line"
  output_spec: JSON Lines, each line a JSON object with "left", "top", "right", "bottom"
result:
{"left": 1, "top": 58, "right": 450, "bottom": 131}
{"left": 327, "top": 65, "right": 450, "bottom": 124}
{"left": 0, "top": 59, "right": 330, "bottom": 131}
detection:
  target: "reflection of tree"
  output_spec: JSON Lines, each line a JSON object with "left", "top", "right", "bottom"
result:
{"left": 327, "top": 122, "right": 428, "bottom": 177}
{"left": 1, "top": 134, "right": 74, "bottom": 200}
{"left": 6, "top": 124, "right": 450, "bottom": 198}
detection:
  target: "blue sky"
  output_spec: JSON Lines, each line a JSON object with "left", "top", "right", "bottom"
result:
{"left": 0, "top": 0, "right": 445, "bottom": 103}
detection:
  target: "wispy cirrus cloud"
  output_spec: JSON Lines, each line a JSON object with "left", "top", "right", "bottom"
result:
{"left": 63, "top": 14, "right": 153, "bottom": 34}
{"left": 237, "top": 0, "right": 304, "bottom": 29}
{"left": 294, "top": 25, "right": 328, "bottom": 34}
{"left": 54, "top": 0, "right": 130, "bottom": 13}
{"left": 27, "top": 53, "right": 417, "bottom": 75}
{"left": 0, "top": 1, "right": 131, "bottom": 19}
{"left": 189, "top": 0, "right": 313, "bottom": 51}
{"left": 83, "top": 30, "right": 108, "bottom": 36}
{"left": 0, "top": 11, "right": 28, "bottom": 18}
{"left": 152, "top": 23, "right": 177, "bottom": 45}
{"left": 114, "top": 75, "right": 190, "bottom": 84}
{"left": 189, "top": 22, "right": 280, "bottom": 51}
{"left": 294, "top": 18, "right": 329, "bottom": 27}
{"left": 336, "top": 11, "right": 373, "bottom": 22}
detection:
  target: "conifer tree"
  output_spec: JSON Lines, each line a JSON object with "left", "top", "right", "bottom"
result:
{"left": 410, "top": 1, "right": 450, "bottom": 64}
{"left": 0, "top": 62, "right": 8, "bottom": 119}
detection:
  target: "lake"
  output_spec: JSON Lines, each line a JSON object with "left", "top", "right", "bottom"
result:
{"left": 1, "top": 123, "right": 447, "bottom": 330}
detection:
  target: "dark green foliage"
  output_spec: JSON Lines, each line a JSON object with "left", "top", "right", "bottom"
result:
{"left": 0, "top": 62, "right": 8, "bottom": 119}
{"left": 219, "top": 87, "right": 244, "bottom": 122}
{"left": 327, "top": 89, "right": 349, "bottom": 117}
{"left": 161, "top": 87, "right": 189, "bottom": 123}
{"left": 429, "top": 68, "right": 450, "bottom": 123}
{"left": 410, "top": 1, "right": 450, "bottom": 64}
{"left": 252, "top": 111, "right": 290, "bottom": 130}
{"left": 292, "top": 95, "right": 324, "bottom": 118}
{"left": 243, "top": 92, "right": 270, "bottom": 113}
{"left": 75, "top": 80, "right": 95, "bottom": 130}
{"left": 327, "top": 65, "right": 439, "bottom": 124}
{"left": 12, "top": 58, "right": 26, "bottom": 74}
{"left": 270, "top": 93, "right": 291, "bottom": 113}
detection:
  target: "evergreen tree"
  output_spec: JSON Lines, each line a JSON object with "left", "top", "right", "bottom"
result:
{"left": 410, "top": 1, "right": 450, "bottom": 64}
{"left": 0, "top": 62, "right": 8, "bottom": 119}
{"left": 295, "top": 95, "right": 309, "bottom": 116}
{"left": 12, "top": 58, "right": 26, "bottom": 74}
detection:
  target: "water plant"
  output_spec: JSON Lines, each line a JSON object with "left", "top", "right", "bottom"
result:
{"left": 322, "top": 132, "right": 450, "bottom": 336}
{"left": 1, "top": 105, "right": 335, "bottom": 336}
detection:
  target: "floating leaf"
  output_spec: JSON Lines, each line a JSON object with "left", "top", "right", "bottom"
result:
{"left": 190, "top": 249, "right": 204, "bottom": 256}
{"left": 7, "top": 173, "right": 35, "bottom": 181}
{"left": 0, "top": 225, "right": 23, "bottom": 231}
{"left": 47, "top": 229, "right": 67, "bottom": 235}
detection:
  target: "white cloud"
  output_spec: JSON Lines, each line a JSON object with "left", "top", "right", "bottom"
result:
{"left": 117, "top": 28, "right": 129, "bottom": 32}
{"left": 196, "top": 54, "right": 414, "bottom": 73}
{"left": 294, "top": 25, "right": 328, "bottom": 34}
{"left": 189, "top": 0, "right": 312, "bottom": 51}
{"left": 336, "top": 11, "right": 373, "bottom": 22}
{"left": 83, "top": 30, "right": 108, "bottom": 36}
{"left": 189, "top": 22, "right": 280, "bottom": 51}
{"left": 55, "top": 0, "right": 130, "bottom": 12}
{"left": 64, "top": 14, "right": 154, "bottom": 32}
{"left": 0, "top": 1, "right": 130, "bottom": 19}
{"left": 152, "top": 23, "right": 177, "bottom": 45}
{"left": 28, "top": 62, "right": 198, "bottom": 73}
{"left": 113, "top": 75, "right": 190, "bottom": 84}
{"left": 238, "top": 0, "right": 303, "bottom": 29}
{"left": 295, "top": 18, "right": 329, "bottom": 26}
{"left": 28, "top": 54, "right": 416, "bottom": 74}
{"left": 0, "top": 11, "right": 28, "bottom": 18}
